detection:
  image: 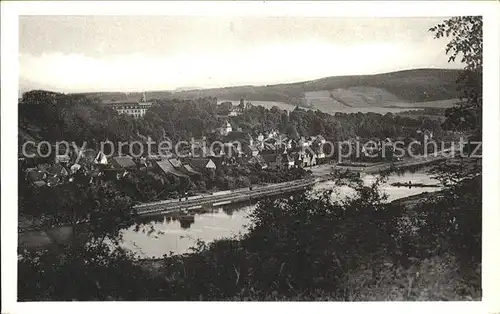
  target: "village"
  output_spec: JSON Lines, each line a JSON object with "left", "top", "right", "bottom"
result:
{"left": 19, "top": 98, "right": 437, "bottom": 199}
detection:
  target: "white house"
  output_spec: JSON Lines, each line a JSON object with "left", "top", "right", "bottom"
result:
{"left": 268, "top": 129, "right": 278, "bottom": 139}
{"left": 298, "top": 137, "right": 310, "bottom": 148}
{"left": 94, "top": 151, "right": 108, "bottom": 165}
{"left": 219, "top": 121, "right": 233, "bottom": 136}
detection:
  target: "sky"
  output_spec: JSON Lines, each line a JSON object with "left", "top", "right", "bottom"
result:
{"left": 19, "top": 16, "right": 462, "bottom": 93}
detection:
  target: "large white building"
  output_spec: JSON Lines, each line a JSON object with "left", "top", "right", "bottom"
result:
{"left": 107, "top": 92, "right": 153, "bottom": 118}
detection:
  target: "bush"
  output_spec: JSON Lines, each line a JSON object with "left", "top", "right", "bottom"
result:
{"left": 19, "top": 170, "right": 481, "bottom": 301}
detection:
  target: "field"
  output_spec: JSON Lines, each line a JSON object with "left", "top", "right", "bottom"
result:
{"left": 221, "top": 97, "right": 456, "bottom": 115}
{"left": 174, "top": 69, "right": 461, "bottom": 114}
{"left": 303, "top": 88, "right": 458, "bottom": 114}
{"left": 65, "top": 68, "right": 461, "bottom": 115}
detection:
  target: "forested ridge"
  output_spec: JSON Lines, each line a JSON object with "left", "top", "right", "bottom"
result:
{"left": 98, "top": 68, "right": 461, "bottom": 106}
{"left": 19, "top": 89, "right": 447, "bottom": 149}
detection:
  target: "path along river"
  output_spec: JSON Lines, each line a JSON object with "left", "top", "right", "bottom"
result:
{"left": 121, "top": 169, "right": 441, "bottom": 258}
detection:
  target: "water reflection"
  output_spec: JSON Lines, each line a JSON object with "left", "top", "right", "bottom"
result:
{"left": 179, "top": 216, "right": 195, "bottom": 229}
{"left": 121, "top": 170, "right": 441, "bottom": 257}
{"left": 122, "top": 203, "right": 255, "bottom": 258}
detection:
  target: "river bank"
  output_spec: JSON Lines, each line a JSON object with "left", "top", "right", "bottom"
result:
{"left": 136, "top": 189, "right": 441, "bottom": 265}
{"left": 131, "top": 181, "right": 480, "bottom": 302}
{"left": 133, "top": 155, "right": 449, "bottom": 216}
{"left": 19, "top": 168, "right": 442, "bottom": 252}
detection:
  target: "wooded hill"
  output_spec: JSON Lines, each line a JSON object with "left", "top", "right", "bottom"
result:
{"left": 65, "top": 68, "right": 461, "bottom": 108}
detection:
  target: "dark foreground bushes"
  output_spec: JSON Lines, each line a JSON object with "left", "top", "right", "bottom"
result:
{"left": 18, "top": 173, "right": 481, "bottom": 301}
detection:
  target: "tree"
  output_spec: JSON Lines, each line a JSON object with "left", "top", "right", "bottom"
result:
{"left": 285, "top": 124, "right": 299, "bottom": 140}
{"left": 429, "top": 17, "right": 483, "bottom": 181}
{"left": 429, "top": 17, "right": 482, "bottom": 131}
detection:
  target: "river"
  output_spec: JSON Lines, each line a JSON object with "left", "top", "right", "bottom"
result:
{"left": 120, "top": 170, "right": 441, "bottom": 258}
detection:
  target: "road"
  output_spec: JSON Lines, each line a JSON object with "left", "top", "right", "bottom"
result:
{"left": 330, "top": 147, "right": 457, "bottom": 174}
{"left": 134, "top": 148, "right": 458, "bottom": 216}
{"left": 134, "top": 177, "right": 322, "bottom": 216}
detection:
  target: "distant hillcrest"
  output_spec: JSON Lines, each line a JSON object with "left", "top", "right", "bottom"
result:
{"left": 171, "top": 68, "right": 462, "bottom": 107}
{"left": 173, "top": 86, "right": 202, "bottom": 92}
{"left": 21, "top": 68, "right": 462, "bottom": 110}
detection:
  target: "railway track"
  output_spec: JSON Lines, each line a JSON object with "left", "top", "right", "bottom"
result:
{"left": 134, "top": 177, "right": 320, "bottom": 216}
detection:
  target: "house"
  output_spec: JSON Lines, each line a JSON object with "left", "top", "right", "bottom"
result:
{"left": 25, "top": 168, "right": 46, "bottom": 183}
{"left": 217, "top": 101, "right": 234, "bottom": 116}
{"left": 237, "top": 98, "right": 246, "bottom": 110}
{"left": 88, "top": 167, "right": 103, "bottom": 181}
{"left": 110, "top": 155, "right": 137, "bottom": 169}
{"left": 248, "top": 155, "right": 268, "bottom": 169}
{"left": 46, "top": 176, "right": 60, "bottom": 187}
{"left": 35, "top": 163, "right": 51, "bottom": 172}
{"left": 135, "top": 157, "right": 149, "bottom": 170}
{"left": 189, "top": 158, "right": 217, "bottom": 172}
{"left": 153, "top": 159, "right": 188, "bottom": 178}
{"left": 219, "top": 121, "right": 233, "bottom": 136}
{"left": 166, "top": 158, "right": 200, "bottom": 176}
{"left": 217, "top": 99, "right": 248, "bottom": 116}
{"left": 382, "top": 143, "right": 395, "bottom": 160}
{"left": 361, "top": 141, "right": 380, "bottom": 159}
{"left": 416, "top": 129, "right": 434, "bottom": 142}
{"left": 147, "top": 154, "right": 166, "bottom": 161}
{"left": 77, "top": 149, "right": 98, "bottom": 165}
{"left": 261, "top": 153, "right": 282, "bottom": 170}
{"left": 295, "top": 151, "right": 315, "bottom": 167}
{"left": 191, "top": 143, "right": 209, "bottom": 158}
{"left": 254, "top": 139, "right": 265, "bottom": 151}
{"left": 282, "top": 153, "right": 295, "bottom": 168}
{"left": 424, "top": 130, "right": 434, "bottom": 140}
{"left": 307, "top": 151, "right": 317, "bottom": 167}
{"left": 55, "top": 154, "right": 71, "bottom": 165}
{"left": 33, "top": 180, "right": 47, "bottom": 187}
{"left": 265, "top": 138, "right": 278, "bottom": 146}
{"left": 246, "top": 133, "right": 254, "bottom": 146}
{"left": 168, "top": 158, "right": 183, "bottom": 169}
{"left": 223, "top": 142, "right": 244, "bottom": 158}
{"left": 314, "top": 135, "right": 326, "bottom": 145}
{"left": 207, "top": 156, "right": 225, "bottom": 169}
{"left": 298, "top": 137, "right": 310, "bottom": 148}
{"left": 268, "top": 129, "right": 279, "bottom": 139}
{"left": 70, "top": 163, "right": 82, "bottom": 175}
{"left": 243, "top": 144, "right": 259, "bottom": 157}
{"left": 48, "top": 163, "right": 69, "bottom": 178}
{"left": 100, "top": 168, "right": 125, "bottom": 181}
{"left": 276, "top": 136, "right": 293, "bottom": 151}
{"left": 183, "top": 164, "right": 201, "bottom": 176}
{"left": 261, "top": 142, "right": 277, "bottom": 153}
{"left": 25, "top": 168, "right": 48, "bottom": 187}
{"left": 312, "top": 145, "right": 326, "bottom": 163}
{"left": 94, "top": 151, "right": 108, "bottom": 165}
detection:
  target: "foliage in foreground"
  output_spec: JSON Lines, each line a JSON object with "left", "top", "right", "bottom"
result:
{"left": 18, "top": 173, "right": 481, "bottom": 301}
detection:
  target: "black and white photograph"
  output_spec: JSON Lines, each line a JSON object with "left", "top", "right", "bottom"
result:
{"left": 1, "top": 1, "right": 499, "bottom": 312}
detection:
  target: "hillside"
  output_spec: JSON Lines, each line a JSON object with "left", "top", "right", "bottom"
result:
{"left": 172, "top": 68, "right": 461, "bottom": 108}
{"left": 22, "top": 68, "right": 461, "bottom": 113}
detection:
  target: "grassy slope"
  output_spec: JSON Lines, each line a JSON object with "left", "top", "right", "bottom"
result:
{"left": 66, "top": 69, "right": 461, "bottom": 109}
{"left": 173, "top": 68, "right": 461, "bottom": 106}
